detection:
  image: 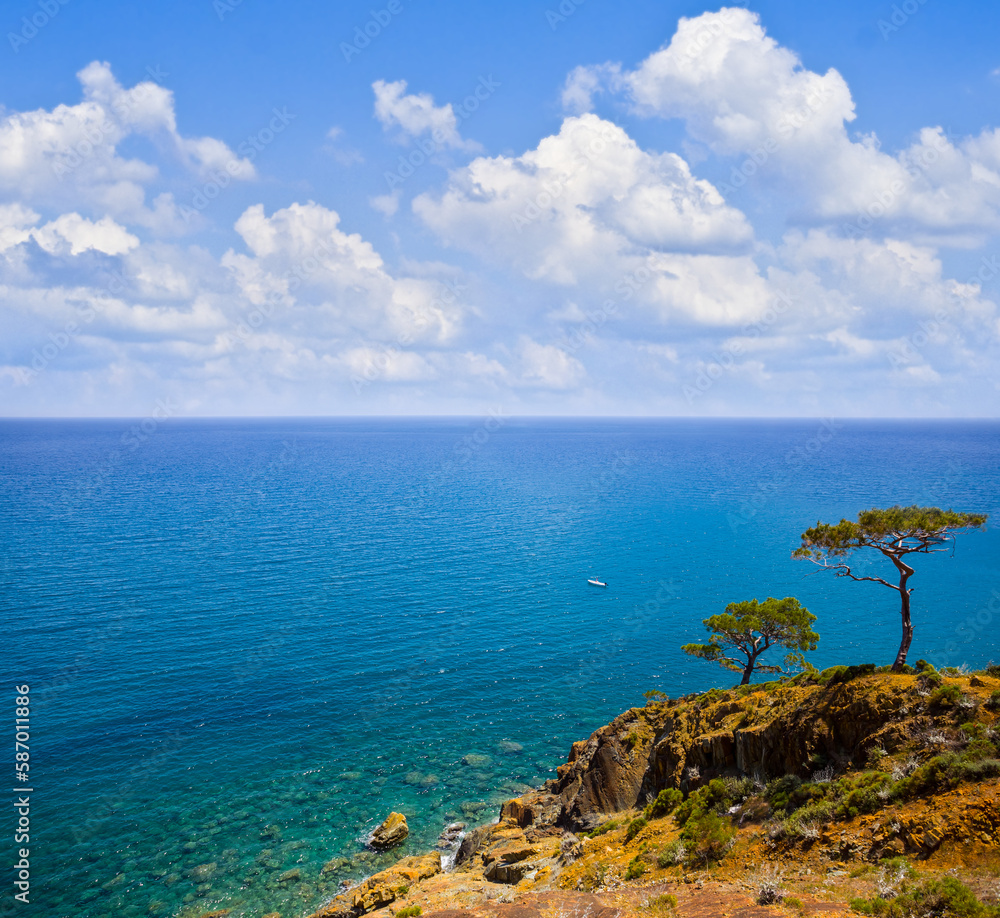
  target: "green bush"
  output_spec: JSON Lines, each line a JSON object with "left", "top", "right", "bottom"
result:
{"left": 765, "top": 774, "right": 803, "bottom": 812}
{"left": 985, "top": 690, "right": 1000, "bottom": 711}
{"left": 850, "top": 876, "right": 999, "bottom": 918}
{"left": 828, "top": 663, "right": 877, "bottom": 685}
{"left": 675, "top": 779, "right": 731, "bottom": 827}
{"left": 625, "top": 856, "right": 647, "bottom": 879}
{"left": 585, "top": 817, "right": 623, "bottom": 838}
{"left": 396, "top": 908, "right": 422, "bottom": 918}
{"left": 656, "top": 839, "right": 686, "bottom": 867}
{"left": 835, "top": 771, "right": 891, "bottom": 818}
{"left": 928, "top": 683, "right": 962, "bottom": 707}
{"left": 625, "top": 816, "right": 648, "bottom": 843}
{"left": 644, "top": 788, "right": 683, "bottom": 820}
{"left": 681, "top": 810, "right": 735, "bottom": 864}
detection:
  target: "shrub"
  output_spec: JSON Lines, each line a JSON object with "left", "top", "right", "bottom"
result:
{"left": 625, "top": 816, "right": 648, "bottom": 843}
{"left": 835, "top": 771, "right": 891, "bottom": 818}
{"left": 675, "top": 779, "right": 731, "bottom": 827}
{"left": 579, "top": 861, "right": 607, "bottom": 891}
{"left": 396, "top": 908, "right": 422, "bottom": 918}
{"left": 625, "top": 856, "right": 647, "bottom": 880}
{"left": 765, "top": 774, "right": 803, "bottom": 812}
{"left": 828, "top": 663, "right": 877, "bottom": 685}
{"left": 657, "top": 839, "right": 686, "bottom": 867}
{"left": 681, "top": 810, "right": 736, "bottom": 864}
{"left": 985, "top": 690, "right": 1000, "bottom": 711}
{"left": 850, "top": 876, "right": 998, "bottom": 918}
{"left": 585, "top": 817, "right": 623, "bottom": 838}
{"left": 928, "top": 684, "right": 962, "bottom": 707}
{"left": 645, "top": 788, "right": 683, "bottom": 820}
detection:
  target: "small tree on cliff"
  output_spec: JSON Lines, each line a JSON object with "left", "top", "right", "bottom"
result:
{"left": 794, "top": 506, "right": 987, "bottom": 672}
{"left": 682, "top": 597, "right": 818, "bottom": 686}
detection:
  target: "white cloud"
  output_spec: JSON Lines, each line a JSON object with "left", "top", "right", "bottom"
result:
{"left": 0, "top": 62, "right": 254, "bottom": 230}
{"left": 571, "top": 8, "right": 1000, "bottom": 240}
{"left": 414, "top": 113, "right": 762, "bottom": 324}
{"left": 372, "top": 79, "right": 480, "bottom": 152}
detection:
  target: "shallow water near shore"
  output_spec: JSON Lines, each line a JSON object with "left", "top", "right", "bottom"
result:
{"left": 2, "top": 417, "right": 998, "bottom": 918}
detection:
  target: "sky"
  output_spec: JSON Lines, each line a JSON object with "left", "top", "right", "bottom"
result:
{"left": 1, "top": 0, "right": 999, "bottom": 418}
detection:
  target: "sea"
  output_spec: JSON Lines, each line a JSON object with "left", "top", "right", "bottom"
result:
{"left": 1, "top": 417, "right": 998, "bottom": 918}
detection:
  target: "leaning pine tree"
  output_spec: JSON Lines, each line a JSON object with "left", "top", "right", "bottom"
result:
{"left": 794, "top": 505, "right": 987, "bottom": 671}
{"left": 682, "top": 596, "right": 818, "bottom": 686}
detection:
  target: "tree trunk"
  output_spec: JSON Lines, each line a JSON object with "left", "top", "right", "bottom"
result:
{"left": 890, "top": 561, "right": 915, "bottom": 672}
{"left": 740, "top": 660, "right": 754, "bottom": 685}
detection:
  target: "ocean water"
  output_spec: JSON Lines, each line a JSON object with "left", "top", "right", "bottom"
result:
{"left": 1, "top": 417, "right": 998, "bottom": 918}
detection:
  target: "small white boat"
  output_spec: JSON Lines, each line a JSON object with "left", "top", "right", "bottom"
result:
{"left": 587, "top": 578, "right": 607, "bottom": 587}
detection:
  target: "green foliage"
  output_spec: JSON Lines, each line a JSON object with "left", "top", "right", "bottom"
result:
{"left": 834, "top": 771, "right": 890, "bottom": 818}
{"left": 681, "top": 810, "right": 736, "bottom": 864}
{"left": 395, "top": 907, "right": 422, "bottom": 918}
{"left": 765, "top": 774, "right": 803, "bottom": 812}
{"left": 986, "top": 690, "right": 1000, "bottom": 711}
{"left": 395, "top": 885, "right": 410, "bottom": 896}
{"left": 675, "top": 779, "right": 731, "bottom": 827}
{"left": 643, "top": 689, "right": 668, "bottom": 705}
{"left": 584, "top": 817, "right": 623, "bottom": 838}
{"left": 827, "top": 663, "right": 877, "bottom": 685}
{"left": 656, "top": 840, "right": 686, "bottom": 867}
{"left": 625, "top": 816, "right": 648, "bottom": 843}
{"left": 682, "top": 596, "right": 819, "bottom": 685}
{"left": 850, "top": 876, "right": 999, "bottom": 918}
{"left": 928, "top": 683, "right": 962, "bottom": 707}
{"left": 625, "top": 856, "right": 647, "bottom": 879}
{"left": 644, "top": 788, "right": 683, "bottom": 820}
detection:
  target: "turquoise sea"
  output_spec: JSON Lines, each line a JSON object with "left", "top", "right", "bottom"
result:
{"left": 2, "top": 417, "right": 998, "bottom": 918}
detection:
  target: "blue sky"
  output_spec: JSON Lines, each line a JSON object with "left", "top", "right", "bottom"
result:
{"left": 1, "top": 0, "right": 999, "bottom": 416}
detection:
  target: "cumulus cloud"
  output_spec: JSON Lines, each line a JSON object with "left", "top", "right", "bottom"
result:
{"left": 373, "top": 79, "right": 480, "bottom": 152}
{"left": 0, "top": 62, "right": 254, "bottom": 229}
{"left": 414, "top": 113, "right": 764, "bottom": 324}
{"left": 570, "top": 8, "right": 1000, "bottom": 240}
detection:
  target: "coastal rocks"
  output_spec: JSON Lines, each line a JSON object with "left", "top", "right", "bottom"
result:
{"left": 307, "top": 853, "right": 441, "bottom": 918}
{"left": 370, "top": 812, "right": 408, "bottom": 850}
{"left": 484, "top": 860, "right": 531, "bottom": 884}
{"left": 462, "top": 754, "right": 493, "bottom": 768}
{"left": 498, "top": 741, "right": 524, "bottom": 754}
{"left": 436, "top": 822, "right": 466, "bottom": 851}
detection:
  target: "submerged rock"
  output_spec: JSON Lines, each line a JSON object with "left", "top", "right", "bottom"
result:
{"left": 462, "top": 753, "right": 493, "bottom": 768}
{"left": 369, "top": 812, "right": 408, "bottom": 850}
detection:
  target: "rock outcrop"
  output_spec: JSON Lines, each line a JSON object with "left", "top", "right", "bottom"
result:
{"left": 309, "top": 853, "right": 441, "bottom": 918}
{"left": 369, "top": 812, "right": 408, "bottom": 850}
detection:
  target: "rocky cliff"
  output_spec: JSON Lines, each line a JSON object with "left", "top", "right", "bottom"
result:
{"left": 298, "top": 667, "right": 1000, "bottom": 918}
